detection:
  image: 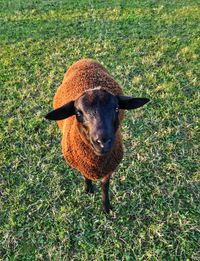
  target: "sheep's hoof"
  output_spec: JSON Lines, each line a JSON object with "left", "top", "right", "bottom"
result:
{"left": 103, "top": 204, "right": 113, "bottom": 214}
{"left": 85, "top": 186, "right": 94, "bottom": 194}
{"left": 85, "top": 179, "right": 94, "bottom": 194}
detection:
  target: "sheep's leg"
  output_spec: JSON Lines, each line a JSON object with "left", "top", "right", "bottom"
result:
{"left": 101, "top": 176, "right": 112, "bottom": 213}
{"left": 85, "top": 178, "right": 94, "bottom": 194}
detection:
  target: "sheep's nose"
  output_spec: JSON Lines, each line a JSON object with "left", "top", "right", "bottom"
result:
{"left": 96, "top": 138, "right": 112, "bottom": 148}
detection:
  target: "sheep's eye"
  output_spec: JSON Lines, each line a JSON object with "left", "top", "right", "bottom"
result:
{"left": 76, "top": 110, "right": 82, "bottom": 117}
{"left": 75, "top": 110, "right": 84, "bottom": 122}
{"left": 76, "top": 111, "right": 82, "bottom": 117}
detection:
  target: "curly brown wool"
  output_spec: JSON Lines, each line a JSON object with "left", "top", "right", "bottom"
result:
{"left": 53, "top": 59, "right": 124, "bottom": 181}
{"left": 46, "top": 59, "right": 150, "bottom": 213}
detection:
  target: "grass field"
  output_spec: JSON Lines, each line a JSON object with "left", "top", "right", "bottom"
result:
{"left": 0, "top": 0, "right": 199, "bottom": 260}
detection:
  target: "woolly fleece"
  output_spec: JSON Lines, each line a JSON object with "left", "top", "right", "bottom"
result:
{"left": 53, "top": 59, "right": 124, "bottom": 180}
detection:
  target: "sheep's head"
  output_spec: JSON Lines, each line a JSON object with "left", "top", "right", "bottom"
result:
{"left": 45, "top": 89, "right": 149, "bottom": 156}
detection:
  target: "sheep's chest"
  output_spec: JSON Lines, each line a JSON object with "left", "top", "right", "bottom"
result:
{"left": 61, "top": 121, "right": 123, "bottom": 180}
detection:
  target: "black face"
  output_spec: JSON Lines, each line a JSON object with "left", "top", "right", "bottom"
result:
{"left": 45, "top": 88, "right": 149, "bottom": 157}
{"left": 75, "top": 89, "right": 119, "bottom": 156}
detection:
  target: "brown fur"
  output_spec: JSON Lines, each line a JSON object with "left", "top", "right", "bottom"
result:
{"left": 53, "top": 59, "right": 124, "bottom": 180}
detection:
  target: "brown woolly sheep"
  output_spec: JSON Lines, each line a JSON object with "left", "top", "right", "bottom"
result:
{"left": 45, "top": 59, "right": 149, "bottom": 213}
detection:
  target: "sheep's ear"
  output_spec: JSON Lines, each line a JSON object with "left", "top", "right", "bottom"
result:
{"left": 117, "top": 96, "right": 150, "bottom": 110}
{"left": 45, "top": 101, "right": 75, "bottom": 120}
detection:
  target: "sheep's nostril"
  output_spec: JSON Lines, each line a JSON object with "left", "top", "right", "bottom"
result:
{"left": 96, "top": 139, "right": 104, "bottom": 148}
{"left": 96, "top": 138, "right": 112, "bottom": 148}
{"left": 107, "top": 139, "right": 111, "bottom": 144}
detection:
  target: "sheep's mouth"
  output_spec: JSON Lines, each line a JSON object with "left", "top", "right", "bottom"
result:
{"left": 93, "top": 148, "right": 110, "bottom": 156}
{"left": 89, "top": 137, "right": 114, "bottom": 156}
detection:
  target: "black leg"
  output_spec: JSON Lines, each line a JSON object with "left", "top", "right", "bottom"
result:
{"left": 101, "top": 177, "right": 112, "bottom": 214}
{"left": 85, "top": 178, "right": 94, "bottom": 194}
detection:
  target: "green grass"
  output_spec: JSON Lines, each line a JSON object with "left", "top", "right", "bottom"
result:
{"left": 0, "top": 0, "right": 199, "bottom": 260}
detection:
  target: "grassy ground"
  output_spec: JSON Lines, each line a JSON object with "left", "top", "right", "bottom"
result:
{"left": 0, "top": 0, "right": 199, "bottom": 260}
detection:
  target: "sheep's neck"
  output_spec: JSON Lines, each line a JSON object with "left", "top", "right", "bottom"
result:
{"left": 64, "top": 119, "right": 123, "bottom": 179}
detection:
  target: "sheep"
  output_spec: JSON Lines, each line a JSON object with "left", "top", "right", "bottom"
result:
{"left": 45, "top": 59, "right": 149, "bottom": 213}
